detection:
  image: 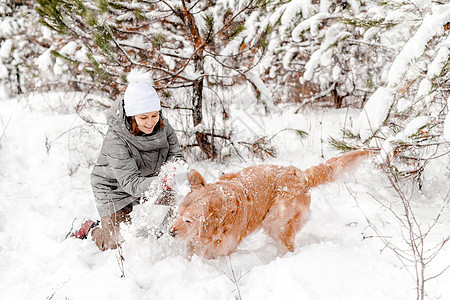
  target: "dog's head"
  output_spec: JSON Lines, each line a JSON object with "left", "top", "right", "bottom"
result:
{"left": 169, "top": 169, "right": 208, "bottom": 240}
{"left": 170, "top": 169, "right": 242, "bottom": 258}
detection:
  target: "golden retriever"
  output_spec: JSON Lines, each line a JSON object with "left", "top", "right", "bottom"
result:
{"left": 170, "top": 150, "right": 371, "bottom": 259}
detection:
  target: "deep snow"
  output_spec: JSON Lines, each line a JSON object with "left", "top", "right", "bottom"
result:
{"left": 0, "top": 92, "right": 449, "bottom": 300}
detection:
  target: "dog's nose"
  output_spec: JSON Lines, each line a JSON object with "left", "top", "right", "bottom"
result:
{"left": 168, "top": 228, "right": 177, "bottom": 237}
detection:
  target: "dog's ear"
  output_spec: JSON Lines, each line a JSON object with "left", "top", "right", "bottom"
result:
{"left": 188, "top": 169, "right": 205, "bottom": 189}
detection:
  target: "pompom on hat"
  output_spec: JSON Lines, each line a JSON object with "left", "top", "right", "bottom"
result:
{"left": 124, "top": 69, "right": 161, "bottom": 116}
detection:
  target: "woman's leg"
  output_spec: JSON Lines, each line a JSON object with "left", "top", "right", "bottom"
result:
{"left": 91, "top": 204, "right": 133, "bottom": 251}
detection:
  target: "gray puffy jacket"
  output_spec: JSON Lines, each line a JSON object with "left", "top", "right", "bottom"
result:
{"left": 91, "top": 100, "right": 184, "bottom": 217}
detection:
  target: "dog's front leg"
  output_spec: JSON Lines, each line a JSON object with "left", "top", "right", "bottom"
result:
{"left": 275, "top": 244, "right": 290, "bottom": 257}
{"left": 185, "top": 241, "right": 195, "bottom": 261}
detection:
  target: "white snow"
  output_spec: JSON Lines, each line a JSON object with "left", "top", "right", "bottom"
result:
{"left": 427, "top": 40, "right": 450, "bottom": 79}
{"left": 0, "top": 62, "right": 7, "bottom": 79}
{"left": 292, "top": 13, "right": 331, "bottom": 42}
{"left": 302, "top": 22, "right": 350, "bottom": 82}
{"left": 59, "top": 41, "right": 78, "bottom": 57}
{"left": 303, "top": 50, "right": 322, "bottom": 81}
{"left": 358, "top": 87, "right": 394, "bottom": 141}
{"left": 36, "top": 48, "right": 54, "bottom": 73}
{"left": 387, "top": 7, "right": 450, "bottom": 88}
{"left": 0, "top": 92, "right": 449, "bottom": 300}
{"left": 417, "top": 78, "right": 432, "bottom": 99}
{"left": 402, "top": 116, "right": 431, "bottom": 138}
{"left": 280, "top": 0, "right": 302, "bottom": 27}
{"left": 282, "top": 47, "right": 298, "bottom": 70}
{"left": 0, "top": 17, "right": 15, "bottom": 38}
{"left": 121, "top": 35, "right": 147, "bottom": 50}
{"left": 0, "top": 39, "right": 13, "bottom": 59}
{"left": 246, "top": 71, "right": 276, "bottom": 112}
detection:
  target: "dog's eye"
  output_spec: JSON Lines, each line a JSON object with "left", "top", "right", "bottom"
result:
{"left": 214, "top": 239, "right": 222, "bottom": 244}
{"left": 183, "top": 217, "right": 192, "bottom": 224}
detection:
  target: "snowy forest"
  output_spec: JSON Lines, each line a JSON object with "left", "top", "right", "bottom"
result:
{"left": 1, "top": 0, "right": 449, "bottom": 299}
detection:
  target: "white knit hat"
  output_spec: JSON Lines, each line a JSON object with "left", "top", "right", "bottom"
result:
{"left": 124, "top": 69, "right": 161, "bottom": 116}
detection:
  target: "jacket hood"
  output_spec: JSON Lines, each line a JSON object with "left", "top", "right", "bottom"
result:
{"left": 106, "top": 99, "right": 131, "bottom": 134}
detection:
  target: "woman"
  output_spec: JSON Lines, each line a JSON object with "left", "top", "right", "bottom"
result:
{"left": 78, "top": 70, "right": 184, "bottom": 250}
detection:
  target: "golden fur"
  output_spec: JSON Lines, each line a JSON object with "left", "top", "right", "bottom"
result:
{"left": 170, "top": 150, "right": 371, "bottom": 259}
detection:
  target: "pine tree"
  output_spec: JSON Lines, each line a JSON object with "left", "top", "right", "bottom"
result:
{"left": 258, "top": 0, "right": 395, "bottom": 108}
{"left": 331, "top": 1, "right": 450, "bottom": 186}
{"left": 36, "top": 0, "right": 272, "bottom": 159}
{"left": 0, "top": 0, "right": 75, "bottom": 98}
{"left": 0, "top": 1, "right": 40, "bottom": 97}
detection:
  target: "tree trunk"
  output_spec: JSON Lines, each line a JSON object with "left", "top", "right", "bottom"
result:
{"left": 192, "top": 58, "right": 216, "bottom": 159}
{"left": 15, "top": 67, "right": 22, "bottom": 94}
{"left": 331, "top": 86, "right": 343, "bottom": 109}
{"left": 183, "top": 2, "right": 217, "bottom": 159}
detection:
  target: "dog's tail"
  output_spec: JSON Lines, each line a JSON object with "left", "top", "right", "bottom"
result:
{"left": 303, "top": 149, "right": 372, "bottom": 189}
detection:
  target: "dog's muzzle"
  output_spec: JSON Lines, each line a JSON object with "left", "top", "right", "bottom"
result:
{"left": 168, "top": 229, "right": 177, "bottom": 237}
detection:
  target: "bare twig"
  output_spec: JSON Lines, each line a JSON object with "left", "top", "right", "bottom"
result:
{"left": 0, "top": 100, "right": 19, "bottom": 147}
{"left": 346, "top": 153, "right": 450, "bottom": 300}
{"left": 106, "top": 201, "right": 126, "bottom": 278}
{"left": 221, "top": 256, "right": 249, "bottom": 300}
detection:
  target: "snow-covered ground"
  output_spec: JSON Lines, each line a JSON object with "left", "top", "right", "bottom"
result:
{"left": 0, "top": 92, "right": 449, "bottom": 300}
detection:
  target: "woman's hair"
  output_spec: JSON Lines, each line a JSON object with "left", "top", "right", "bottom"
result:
{"left": 129, "top": 114, "right": 165, "bottom": 136}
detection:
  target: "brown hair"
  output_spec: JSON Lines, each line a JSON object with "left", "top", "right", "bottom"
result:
{"left": 129, "top": 115, "right": 165, "bottom": 136}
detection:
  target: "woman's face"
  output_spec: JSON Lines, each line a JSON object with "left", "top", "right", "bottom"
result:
{"left": 134, "top": 111, "right": 160, "bottom": 134}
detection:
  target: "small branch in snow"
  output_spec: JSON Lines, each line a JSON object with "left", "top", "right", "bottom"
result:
{"left": 294, "top": 82, "right": 337, "bottom": 113}
{"left": 266, "top": 128, "right": 308, "bottom": 143}
{"left": 221, "top": 256, "right": 248, "bottom": 300}
{"left": 108, "top": 201, "right": 126, "bottom": 278}
{"left": 346, "top": 150, "right": 450, "bottom": 300}
{"left": 345, "top": 39, "right": 397, "bottom": 51}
